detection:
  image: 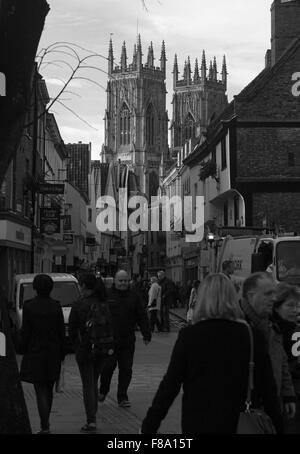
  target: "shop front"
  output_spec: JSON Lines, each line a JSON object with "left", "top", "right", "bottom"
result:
{"left": 0, "top": 217, "right": 32, "bottom": 299}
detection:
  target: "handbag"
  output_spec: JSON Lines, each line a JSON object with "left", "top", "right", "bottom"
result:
{"left": 236, "top": 321, "right": 276, "bottom": 434}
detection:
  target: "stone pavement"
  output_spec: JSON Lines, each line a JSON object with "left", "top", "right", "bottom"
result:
{"left": 21, "top": 329, "right": 183, "bottom": 435}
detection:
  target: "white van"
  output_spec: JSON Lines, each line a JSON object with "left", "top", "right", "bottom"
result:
{"left": 10, "top": 273, "right": 81, "bottom": 339}
{"left": 216, "top": 235, "right": 300, "bottom": 291}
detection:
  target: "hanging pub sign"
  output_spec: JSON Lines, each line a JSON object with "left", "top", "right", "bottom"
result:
{"left": 40, "top": 207, "right": 61, "bottom": 234}
{"left": 39, "top": 183, "right": 65, "bottom": 195}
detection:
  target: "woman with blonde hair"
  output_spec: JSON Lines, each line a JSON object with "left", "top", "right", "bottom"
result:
{"left": 141, "top": 273, "right": 283, "bottom": 434}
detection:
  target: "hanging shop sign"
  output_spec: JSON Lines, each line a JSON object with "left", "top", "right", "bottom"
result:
{"left": 39, "top": 183, "right": 65, "bottom": 195}
{"left": 40, "top": 207, "right": 61, "bottom": 234}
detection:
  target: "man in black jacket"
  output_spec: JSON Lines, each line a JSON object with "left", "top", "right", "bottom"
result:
{"left": 99, "top": 270, "right": 151, "bottom": 408}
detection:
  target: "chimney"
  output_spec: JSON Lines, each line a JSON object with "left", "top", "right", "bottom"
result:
{"left": 271, "top": 0, "right": 300, "bottom": 66}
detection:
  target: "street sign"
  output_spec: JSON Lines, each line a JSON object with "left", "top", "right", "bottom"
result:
{"left": 40, "top": 207, "right": 61, "bottom": 234}
{"left": 63, "top": 233, "right": 73, "bottom": 244}
{"left": 39, "top": 183, "right": 65, "bottom": 195}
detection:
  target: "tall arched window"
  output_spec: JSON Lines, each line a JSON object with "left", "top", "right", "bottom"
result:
{"left": 120, "top": 103, "right": 131, "bottom": 145}
{"left": 146, "top": 104, "right": 155, "bottom": 146}
{"left": 184, "top": 113, "right": 195, "bottom": 141}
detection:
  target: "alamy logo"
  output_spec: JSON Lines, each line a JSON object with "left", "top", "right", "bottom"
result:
{"left": 96, "top": 190, "right": 205, "bottom": 243}
{"left": 291, "top": 72, "right": 300, "bottom": 97}
{"left": 0, "top": 72, "right": 6, "bottom": 96}
{"left": 292, "top": 332, "right": 300, "bottom": 357}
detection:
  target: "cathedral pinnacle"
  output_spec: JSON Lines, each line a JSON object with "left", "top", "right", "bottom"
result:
{"left": 160, "top": 40, "right": 166, "bottom": 77}
{"left": 194, "top": 58, "right": 199, "bottom": 82}
{"left": 186, "top": 56, "right": 192, "bottom": 83}
{"left": 137, "top": 34, "right": 143, "bottom": 71}
{"left": 201, "top": 50, "right": 207, "bottom": 83}
{"left": 173, "top": 54, "right": 178, "bottom": 73}
{"left": 222, "top": 55, "right": 228, "bottom": 90}
{"left": 173, "top": 54, "right": 178, "bottom": 88}
{"left": 213, "top": 56, "right": 218, "bottom": 81}
{"left": 121, "top": 41, "right": 127, "bottom": 71}
{"left": 108, "top": 37, "right": 114, "bottom": 74}
{"left": 209, "top": 60, "right": 213, "bottom": 80}
{"left": 132, "top": 43, "right": 137, "bottom": 69}
{"left": 201, "top": 50, "right": 207, "bottom": 70}
{"left": 147, "top": 41, "right": 154, "bottom": 67}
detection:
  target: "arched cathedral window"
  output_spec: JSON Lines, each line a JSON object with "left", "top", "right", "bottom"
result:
{"left": 146, "top": 104, "right": 155, "bottom": 146}
{"left": 120, "top": 103, "right": 131, "bottom": 145}
{"left": 184, "top": 113, "right": 195, "bottom": 141}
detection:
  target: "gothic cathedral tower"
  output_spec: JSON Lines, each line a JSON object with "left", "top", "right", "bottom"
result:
{"left": 170, "top": 51, "right": 228, "bottom": 149}
{"left": 102, "top": 36, "right": 168, "bottom": 200}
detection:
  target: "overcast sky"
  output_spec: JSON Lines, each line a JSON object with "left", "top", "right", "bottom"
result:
{"left": 39, "top": 0, "right": 272, "bottom": 160}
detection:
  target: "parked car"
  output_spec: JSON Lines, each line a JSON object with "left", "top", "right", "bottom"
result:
{"left": 9, "top": 273, "right": 80, "bottom": 351}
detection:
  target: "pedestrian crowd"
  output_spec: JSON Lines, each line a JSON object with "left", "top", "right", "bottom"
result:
{"left": 17, "top": 263, "right": 300, "bottom": 434}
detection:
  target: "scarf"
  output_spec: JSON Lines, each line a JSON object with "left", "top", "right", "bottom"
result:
{"left": 240, "top": 298, "right": 271, "bottom": 345}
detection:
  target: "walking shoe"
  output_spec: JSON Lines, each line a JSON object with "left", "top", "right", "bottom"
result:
{"left": 98, "top": 393, "right": 106, "bottom": 402}
{"left": 80, "top": 423, "right": 97, "bottom": 433}
{"left": 118, "top": 399, "right": 131, "bottom": 408}
{"left": 36, "top": 429, "right": 51, "bottom": 435}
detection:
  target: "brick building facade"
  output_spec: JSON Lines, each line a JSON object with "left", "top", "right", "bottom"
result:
{"left": 185, "top": 0, "right": 300, "bottom": 238}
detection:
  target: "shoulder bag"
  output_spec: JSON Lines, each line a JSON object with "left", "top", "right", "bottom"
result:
{"left": 236, "top": 320, "right": 276, "bottom": 434}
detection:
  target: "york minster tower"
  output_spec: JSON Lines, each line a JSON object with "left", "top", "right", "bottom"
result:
{"left": 170, "top": 51, "right": 228, "bottom": 148}
{"left": 101, "top": 36, "right": 169, "bottom": 200}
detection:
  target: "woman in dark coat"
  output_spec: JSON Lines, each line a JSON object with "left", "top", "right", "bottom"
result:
{"left": 141, "top": 273, "right": 283, "bottom": 434}
{"left": 20, "top": 274, "right": 66, "bottom": 434}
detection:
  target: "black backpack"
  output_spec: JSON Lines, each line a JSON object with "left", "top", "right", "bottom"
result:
{"left": 84, "top": 301, "right": 115, "bottom": 360}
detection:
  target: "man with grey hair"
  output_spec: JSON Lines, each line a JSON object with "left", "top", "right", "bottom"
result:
{"left": 98, "top": 270, "right": 151, "bottom": 408}
{"left": 241, "top": 271, "right": 296, "bottom": 426}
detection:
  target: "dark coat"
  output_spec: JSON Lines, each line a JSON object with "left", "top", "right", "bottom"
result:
{"left": 159, "top": 278, "right": 174, "bottom": 308}
{"left": 20, "top": 296, "right": 65, "bottom": 384}
{"left": 68, "top": 294, "right": 112, "bottom": 362}
{"left": 106, "top": 287, "right": 151, "bottom": 347}
{"left": 141, "top": 319, "right": 283, "bottom": 434}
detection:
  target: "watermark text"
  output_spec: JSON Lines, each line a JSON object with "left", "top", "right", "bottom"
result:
{"left": 96, "top": 192, "right": 204, "bottom": 243}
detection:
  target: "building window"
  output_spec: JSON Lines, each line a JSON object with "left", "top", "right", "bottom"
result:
{"left": 88, "top": 208, "right": 92, "bottom": 223}
{"left": 221, "top": 137, "right": 227, "bottom": 170}
{"left": 184, "top": 113, "right": 195, "bottom": 141}
{"left": 146, "top": 104, "right": 155, "bottom": 146}
{"left": 120, "top": 103, "right": 131, "bottom": 145}
{"left": 288, "top": 152, "right": 295, "bottom": 167}
{"left": 223, "top": 201, "right": 228, "bottom": 227}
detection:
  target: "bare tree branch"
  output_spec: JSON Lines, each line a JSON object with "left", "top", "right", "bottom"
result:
{"left": 72, "top": 76, "right": 106, "bottom": 91}
{"left": 55, "top": 99, "right": 98, "bottom": 130}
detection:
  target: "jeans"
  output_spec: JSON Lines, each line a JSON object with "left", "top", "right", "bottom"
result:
{"left": 149, "top": 310, "right": 161, "bottom": 332}
{"left": 77, "top": 357, "right": 105, "bottom": 424}
{"left": 160, "top": 303, "right": 170, "bottom": 331}
{"left": 33, "top": 381, "right": 55, "bottom": 431}
{"left": 99, "top": 342, "right": 135, "bottom": 403}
